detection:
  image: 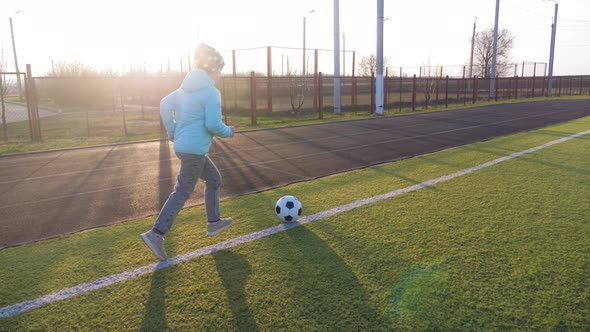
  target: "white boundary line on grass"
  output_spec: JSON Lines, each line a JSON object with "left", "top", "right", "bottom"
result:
{"left": 1, "top": 129, "right": 589, "bottom": 319}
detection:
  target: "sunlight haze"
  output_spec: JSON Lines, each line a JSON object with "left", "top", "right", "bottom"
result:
{"left": 1, "top": 0, "right": 589, "bottom": 76}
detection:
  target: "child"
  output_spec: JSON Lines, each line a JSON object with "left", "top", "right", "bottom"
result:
{"left": 141, "top": 43, "right": 234, "bottom": 260}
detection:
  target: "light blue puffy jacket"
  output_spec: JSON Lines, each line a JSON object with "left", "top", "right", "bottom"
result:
{"left": 160, "top": 69, "right": 232, "bottom": 155}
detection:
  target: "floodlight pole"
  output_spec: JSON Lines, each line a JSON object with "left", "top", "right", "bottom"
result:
{"left": 469, "top": 17, "right": 477, "bottom": 78}
{"left": 9, "top": 11, "right": 23, "bottom": 101}
{"left": 303, "top": 10, "right": 315, "bottom": 76}
{"left": 333, "top": 0, "right": 341, "bottom": 113}
{"left": 376, "top": 0, "right": 384, "bottom": 115}
{"left": 547, "top": 2, "right": 558, "bottom": 96}
{"left": 490, "top": 0, "right": 500, "bottom": 100}
{"left": 303, "top": 17, "right": 306, "bottom": 75}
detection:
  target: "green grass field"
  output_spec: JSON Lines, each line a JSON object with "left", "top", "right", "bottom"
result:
{"left": 0, "top": 117, "right": 589, "bottom": 331}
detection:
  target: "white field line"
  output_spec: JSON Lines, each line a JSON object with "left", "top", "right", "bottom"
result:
{"left": 1, "top": 129, "right": 588, "bottom": 319}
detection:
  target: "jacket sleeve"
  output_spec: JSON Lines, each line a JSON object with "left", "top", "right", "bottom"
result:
{"left": 160, "top": 90, "right": 178, "bottom": 138}
{"left": 204, "top": 88, "right": 232, "bottom": 138}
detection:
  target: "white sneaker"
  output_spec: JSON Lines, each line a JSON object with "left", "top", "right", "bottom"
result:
{"left": 140, "top": 230, "right": 167, "bottom": 260}
{"left": 207, "top": 218, "right": 233, "bottom": 236}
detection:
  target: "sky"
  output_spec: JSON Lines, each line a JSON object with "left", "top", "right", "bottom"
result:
{"left": 1, "top": 0, "right": 589, "bottom": 77}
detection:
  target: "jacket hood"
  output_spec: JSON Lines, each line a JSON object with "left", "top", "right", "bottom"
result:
{"left": 181, "top": 69, "right": 214, "bottom": 92}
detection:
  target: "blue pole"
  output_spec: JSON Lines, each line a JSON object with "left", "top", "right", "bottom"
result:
{"left": 490, "top": 0, "right": 500, "bottom": 100}
{"left": 548, "top": 3, "right": 558, "bottom": 96}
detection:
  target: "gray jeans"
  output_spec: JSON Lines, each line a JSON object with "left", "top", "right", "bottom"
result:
{"left": 154, "top": 152, "right": 221, "bottom": 234}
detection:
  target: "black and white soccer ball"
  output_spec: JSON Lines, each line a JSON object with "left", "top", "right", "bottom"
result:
{"left": 275, "top": 195, "right": 303, "bottom": 223}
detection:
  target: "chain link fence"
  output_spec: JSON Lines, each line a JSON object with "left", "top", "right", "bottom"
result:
{"left": 0, "top": 72, "right": 32, "bottom": 143}
{"left": 1, "top": 68, "right": 589, "bottom": 147}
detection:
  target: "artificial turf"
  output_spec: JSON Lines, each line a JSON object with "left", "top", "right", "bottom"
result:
{"left": 0, "top": 116, "right": 588, "bottom": 331}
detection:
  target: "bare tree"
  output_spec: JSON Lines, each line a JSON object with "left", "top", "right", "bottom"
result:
{"left": 421, "top": 59, "right": 442, "bottom": 109}
{"left": 286, "top": 57, "right": 307, "bottom": 116}
{"left": 51, "top": 61, "right": 95, "bottom": 77}
{"left": 358, "top": 54, "right": 389, "bottom": 76}
{"left": 472, "top": 28, "right": 514, "bottom": 78}
{"left": 45, "top": 61, "right": 111, "bottom": 107}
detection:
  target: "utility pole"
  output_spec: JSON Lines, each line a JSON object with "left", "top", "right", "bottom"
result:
{"left": 333, "top": 0, "right": 341, "bottom": 113}
{"left": 490, "top": 0, "right": 500, "bottom": 100}
{"left": 376, "top": 0, "right": 384, "bottom": 115}
{"left": 303, "top": 10, "right": 315, "bottom": 77}
{"left": 9, "top": 12, "right": 23, "bottom": 101}
{"left": 547, "top": 1, "right": 558, "bottom": 96}
{"left": 303, "top": 16, "right": 306, "bottom": 75}
{"left": 188, "top": 49, "right": 192, "bottom": 69}
{"left": 469, "top": 17, "right": 477, "bottom": 78}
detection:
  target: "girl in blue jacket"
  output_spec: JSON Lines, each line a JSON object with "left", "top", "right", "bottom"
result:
{"left": 141, "top": 43, "right": 234, "bottom": 260}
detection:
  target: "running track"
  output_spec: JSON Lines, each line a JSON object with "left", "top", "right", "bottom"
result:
{"left": 1, "top": 100, "right": 589, "bottom": 248}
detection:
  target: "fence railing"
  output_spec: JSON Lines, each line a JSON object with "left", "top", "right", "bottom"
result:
{"left": 1, "top": 67, "right": 589, "bottom": 146}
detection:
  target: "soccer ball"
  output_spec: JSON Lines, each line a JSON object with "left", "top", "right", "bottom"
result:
{"left": 275, "top": 195, "right": 303, "bottom": 223}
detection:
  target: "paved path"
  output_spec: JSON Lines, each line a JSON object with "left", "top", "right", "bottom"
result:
{"left": 1, "top": 100, "right": 589, "bottom": 248}
{"left": 0, "top": 102, "right": 59, "bottom": 123}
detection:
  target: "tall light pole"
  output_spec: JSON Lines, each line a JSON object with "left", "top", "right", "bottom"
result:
{"left": 469, "top": 17, "right": 477, "bottom": 79}
{"left": 9, "top": 11, "right": 23, "bottom": 101}
{"left": 303, "top": 9, "right": 315, "bottom": 76}
{"left": 376, "top": 0, "right": 384, "bottom": 115}
{"left": 490, "top": 0, "right": 500, "bottom": 100}
{"left": 333, "top": 0, "right": 341, "bottom": 114}
{"left": 547, "top": 1, "right": 558, "bottom": 96}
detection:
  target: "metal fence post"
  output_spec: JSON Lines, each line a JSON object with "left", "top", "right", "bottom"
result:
{"left": 0, "top": 73, "right": 7, "bottom": 142}
{"left": 26, "top": 64, "right": 41, "bottom": 141}
{"left": 351, "top": 51, "right": 356, "bottom": 106}
{"left": 25, "top": 67, "right": 35, "bottom": 141}
{"left": 463, "top": 77, "right": 467, "bottom": 105}
{"left": 318, "top": 72, "right": 324, "bottom": 119}
{"left": 370, "top": 72, "right": 375, "bottom": 114}
{"left": 222, "top": 77, "right": 228, "bottom": 125}
{"left": 86, "top": 108, "right": 90, "bottom": 138}
{"left": 232, "top": 50, "right": 237, "bottom": 112}
{"left": 440, "top": 66, "right": 444, "bottom": 100}
{"left": 314, "top": 49, "right": 319, "bottom": 110}
{"left": 120, "top": 89, "right": 128, "bottom": 136}
{"left": 472, "top": 76, "right": 477, "bottom": 104}
{"left": 399, "top": 68, "right": 402, "bottom": 112}
{"left": 495, "top": 76, "right": 499, "bottom": 102}
{"left": 435, "top": 77, "right": 440, "bottom": 106}
{"left": 462, "top": 66, "right": 466, "bottom": 104}
{"left": 532, "top": 62, "right": 537, "bottom": 98}
{"left": 267, "top": 46, "right": 272, "bottom": 112}
{"left": 412, "top": 74, "right": 416, "bottom": 111}
{"left": 22, "top": 72, "right": 33, "bottom": 141}
{"left": 250, "top": 71, "right": 257, "bottom": 126}
{"left": 352, "top": 75, "right": 357, "bottom": 109}
{"left": 457, "top": 79, "right": 461, "bottom": 105}
{"left": 157, "top": 79, "right": 166, "bottom": 137}
{"left": 445, "top": 75, "right": 449, "bottom": 108}
{"left": 457, "top": 77, "right": 465, "bottom": 102}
